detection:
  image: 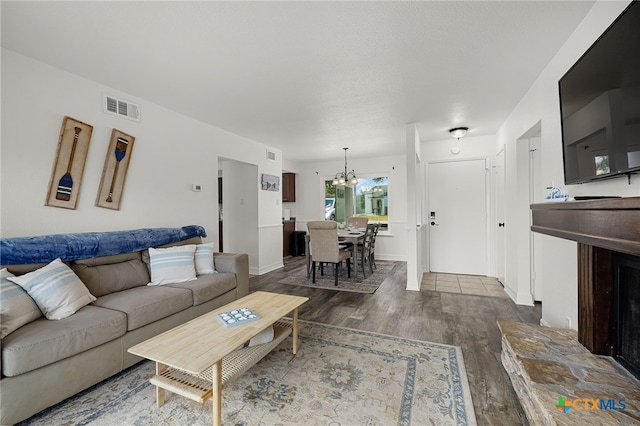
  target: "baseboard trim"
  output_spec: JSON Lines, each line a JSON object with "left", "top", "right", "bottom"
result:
{"left": 516, "top": 292, "right": 534, "bottom": 306}
{"left": 254, "top": 261, "right": 284, "bottom": 275}
{"left": 376, "top": 254, "right": 406, "bottom": 262}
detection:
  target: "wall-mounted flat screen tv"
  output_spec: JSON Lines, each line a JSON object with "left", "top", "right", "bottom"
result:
{"left": 559, "top": 1, "right": 640, "bottom": 184}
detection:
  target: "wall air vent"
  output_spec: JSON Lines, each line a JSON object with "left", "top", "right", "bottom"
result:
{"left": 103, "top": 94, "right": 140, "bottom": 122}
{"left": 266, "top": 150, "right": 276, "bottom": 161}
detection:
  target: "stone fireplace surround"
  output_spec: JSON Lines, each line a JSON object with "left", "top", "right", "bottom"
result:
{"left": 498, "top": 319, "right": 639, "bottom": 425}
{"left": 499, "top": 197, "right": 640, "bottom": 424}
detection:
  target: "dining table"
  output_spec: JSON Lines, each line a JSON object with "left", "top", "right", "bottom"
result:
{"left": 305, "top": 228, "right": 366, "bottom": 279}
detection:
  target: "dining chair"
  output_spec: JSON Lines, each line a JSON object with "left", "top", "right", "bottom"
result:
{"left": 346, "top": 216, "right": 368, "bottom": 230}
{"left": 356, "top": 223, "right": 375, "bottom": 277}
{"left": 307, "top": 221, "right": 352, "bottom": 285}
{"left": 370, "top": 223, "right": 381, "bottom": 269}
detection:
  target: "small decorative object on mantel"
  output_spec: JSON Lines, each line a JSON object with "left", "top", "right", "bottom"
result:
{"left": 46, "top": 116, "right": 93, "bottom": 209}
{"left": 545, "top": 186, "right": 568, "bottom": 202}
{"left": 261, "top": 174, "right": 280, "bottom": 191}
{"left": 95, "top": 129, "right": 135, "bottom": 210}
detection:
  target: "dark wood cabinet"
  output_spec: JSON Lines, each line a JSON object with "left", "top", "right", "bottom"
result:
{"left": 283, "top": 220, "right": 295, "bottom": 257}
{"left": 282, "top": 173, "right": 296, "bottom": 202}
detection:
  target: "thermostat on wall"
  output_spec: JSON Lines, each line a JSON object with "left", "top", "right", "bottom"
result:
{"left": 192, "top": 184, "right": 202, "bottom": 192}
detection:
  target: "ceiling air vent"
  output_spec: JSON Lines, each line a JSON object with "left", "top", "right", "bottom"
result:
{"left": 266, "top": 150, "right": 276, "bottom": 161}
{"left": 103, "top": 94, "right": 140, "bottom": 122}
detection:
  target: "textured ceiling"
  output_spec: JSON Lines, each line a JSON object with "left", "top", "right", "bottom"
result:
{"left": 1, "top": 1, "right": 596, "bottom": 162}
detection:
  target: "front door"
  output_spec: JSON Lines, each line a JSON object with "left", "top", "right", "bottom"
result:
{"left": 428, "top": 159, "right": 487, "bottom": 275}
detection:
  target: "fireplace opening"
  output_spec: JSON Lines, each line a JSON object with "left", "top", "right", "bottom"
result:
{"left": 612, "top": 252, "right": 640, "bottom": 380}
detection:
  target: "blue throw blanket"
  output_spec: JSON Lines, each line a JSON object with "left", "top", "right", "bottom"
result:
{"left": 0, "top": 225, "right": 207, "bottom": 265}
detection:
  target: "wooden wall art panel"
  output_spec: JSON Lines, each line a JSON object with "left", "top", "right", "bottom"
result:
{"left": 95, "top": 129, "right": 135, "bottom": 210}
{"left": 46, "top": 116, "right": 93, "bottom": 209}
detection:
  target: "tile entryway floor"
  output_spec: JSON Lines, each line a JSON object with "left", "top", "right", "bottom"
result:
{"left": 420, "top": 273, "right": 510, "bottom": 299}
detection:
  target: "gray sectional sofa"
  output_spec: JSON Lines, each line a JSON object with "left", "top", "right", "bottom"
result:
{"left": 0, "top": 231, "right": 249, "bottom": 425}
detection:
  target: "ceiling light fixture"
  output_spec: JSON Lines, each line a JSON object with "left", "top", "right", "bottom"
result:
{"left": 449, "top": 127, "right": 468, "bottom": 140}
{"left": 332, "top": 147, "right": 358, "bottom": 186}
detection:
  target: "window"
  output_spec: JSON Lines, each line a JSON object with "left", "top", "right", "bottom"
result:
{"left": 355, "top": 177, "right": 388, "bottom": 230}
{"left": 325, "top": 176, "right": 388, "bottom": 230}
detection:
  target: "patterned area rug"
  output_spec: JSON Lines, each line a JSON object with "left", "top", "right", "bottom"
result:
{"left": 276, "top": 260, "right": 397, "bottom": 293}
{"left": 20, "top": 321, "right": 477, "bottom": 426}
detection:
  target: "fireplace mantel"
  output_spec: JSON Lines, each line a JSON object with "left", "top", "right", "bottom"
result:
{"left": 530, "top": 196, "right": 640, "bottom": 355}
{"left": 531, "top": 196, "right": 640, "bottom": 256}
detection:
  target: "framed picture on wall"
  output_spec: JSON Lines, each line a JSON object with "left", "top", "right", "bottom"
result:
{"left": 261, "top": 174, "right": 280, "bottom": 191}
{"left": 45, "top": 116, "right": 93, "bottom": 209}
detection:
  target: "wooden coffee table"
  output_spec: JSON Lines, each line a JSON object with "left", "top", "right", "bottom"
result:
{"left": 128, "top": 291, "right": 308, "bottom": 426}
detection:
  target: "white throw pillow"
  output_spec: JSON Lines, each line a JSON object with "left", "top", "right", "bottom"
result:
{"left": 194, "top": 243, "right": 217, "bottom": 275}
{"left": 6, "top": 259, "right": 96, "bottom": 320}
{"left": 148, "top": 244, "right": 197, "bottom": 285}
{"left": 1, "top": 268, "right": 43, "bottom": 338}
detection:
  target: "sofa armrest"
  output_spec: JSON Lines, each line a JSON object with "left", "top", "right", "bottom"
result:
{"left": 213, "top": 253, "right": 249, "bottom": 298}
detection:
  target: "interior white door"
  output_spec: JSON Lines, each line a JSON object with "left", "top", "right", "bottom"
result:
{"left": 428, "top": 159, "right": 487, "bottom": 275}
{"left": 495, "top": 149, "right": 506, "bottom": 284}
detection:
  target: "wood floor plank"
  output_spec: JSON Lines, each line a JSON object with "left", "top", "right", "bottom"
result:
{"left": 250, "top": 257, "right": 540, "bottom": 426}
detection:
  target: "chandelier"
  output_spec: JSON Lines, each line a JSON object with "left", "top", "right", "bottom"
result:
{"left": 332, "top": 147, "right": 358, "bottom": 185}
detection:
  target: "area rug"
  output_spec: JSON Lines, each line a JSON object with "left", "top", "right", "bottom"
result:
{"left": 20, "top": 321, "right": 477, "bottom": 426}
{"left": 277, "top": 260, "right": 398, "bottom": 294}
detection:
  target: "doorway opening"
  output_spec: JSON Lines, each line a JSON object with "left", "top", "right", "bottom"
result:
{"left": 516, "top": 121, "right": 543, "bottom": 304}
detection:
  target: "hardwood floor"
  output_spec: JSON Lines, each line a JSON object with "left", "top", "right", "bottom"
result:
{"left": 250, "top": 257, "right": 541, "bottom": 425}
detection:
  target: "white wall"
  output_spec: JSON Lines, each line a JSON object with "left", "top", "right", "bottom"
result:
{"left": 220, "top": 160, "right": 260, "bottom": 274}
{"left": 1, "top": 49, "right": 284, "bottom": 274}
{"left": 497, "top": 0, "right": 640, "bottom": 329}
{"left": 406, "top": 124, "right": 422, "bottom": 291}
{"left": 288, "top": 153, "right": 408, "bottom": 262}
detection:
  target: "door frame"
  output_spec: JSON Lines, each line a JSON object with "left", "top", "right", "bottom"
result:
{"left": 494, "top": 146, "right": 506, "bottom": 284}
{"left": 426, "top": 156, "right": 491, "bottom": 276}
{"left": 528, "top": 133, "right": 543, "bottom": 302}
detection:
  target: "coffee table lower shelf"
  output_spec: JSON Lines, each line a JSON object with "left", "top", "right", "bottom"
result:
{"left": 149, "top": 321, "right": 292, "bottom": 403}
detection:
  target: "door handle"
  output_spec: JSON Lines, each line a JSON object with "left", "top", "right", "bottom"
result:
{"left": 498, "top": 223, "right": 505, "bottom": 227}
{"left": 430, "top": 221, "right": 439, "bottom": 226}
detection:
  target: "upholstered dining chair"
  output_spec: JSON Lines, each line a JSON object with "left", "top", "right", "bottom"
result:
{"left": 307, "top": 221, "right": 352, "bottom": 286}
{"left": 346, "top": 216, "right": 368, "bottom": 230}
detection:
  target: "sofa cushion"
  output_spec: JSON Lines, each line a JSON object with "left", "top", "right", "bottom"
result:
{"left": 152, "top": 236, "right": 203, "bottom": 250}
{"left": 1, "top": 305, "right": 126, "bottom": 376}
{"left": 166, "top": 272, "right": 236, "bottom": 306}
{"left": 92, "top": 286, "right": 192, "bottom": 331}
{"left": 195, "top": 243, "right": 217, "bottom": 275}
{"left": 2, "top": 262, "right": 50, "bottom": 275}
{"left": 0, "top": 268, "right": 42, "bottom": 339}
{"left": 72, "top": 252, "right": 149, "bottom": 297}
{"left": 6, "top": 258, "right": 96, "bottom": 320}
{"left": 147, "top": 245, "right": 197, "bottom": 285}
